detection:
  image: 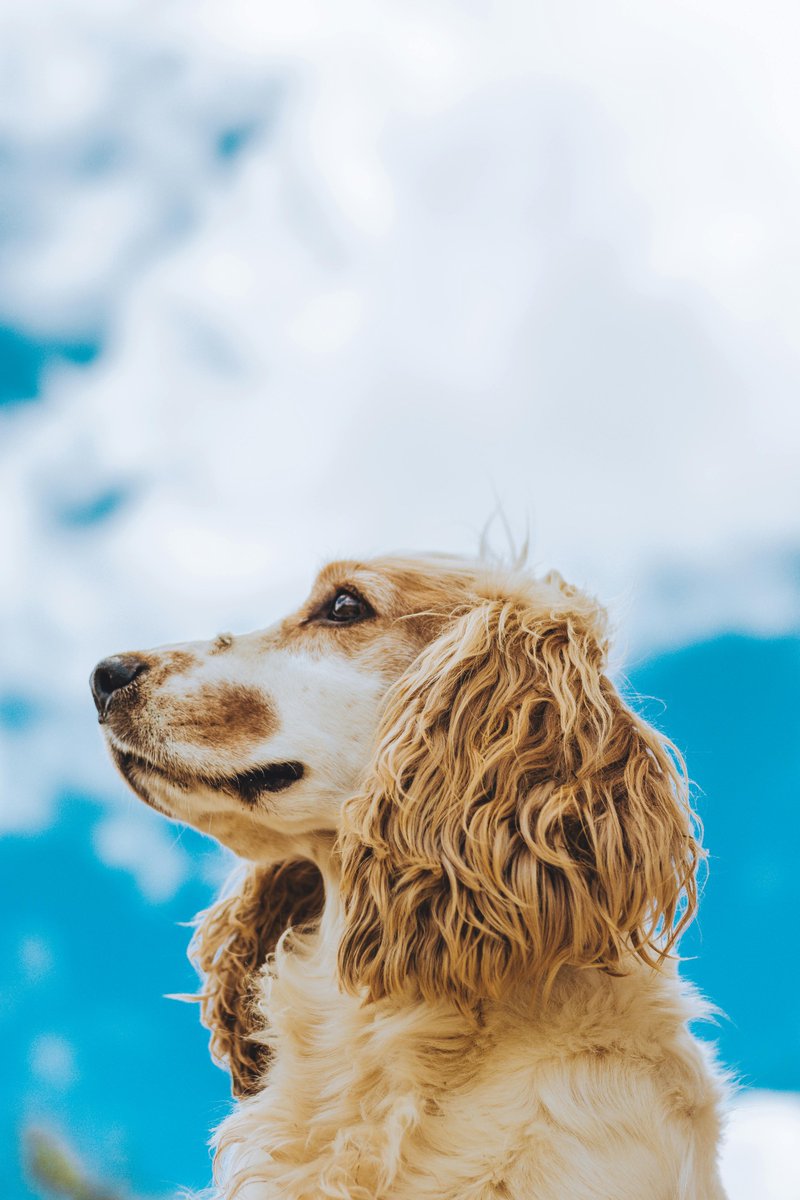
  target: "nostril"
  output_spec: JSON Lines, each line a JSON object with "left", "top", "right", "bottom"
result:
{"left": 90, "top": 655, "right": 149, "bottom": 718}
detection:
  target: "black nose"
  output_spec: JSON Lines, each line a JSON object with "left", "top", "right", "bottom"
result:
{"left": 90, "top": 655, "right": 149, "bottom": 718}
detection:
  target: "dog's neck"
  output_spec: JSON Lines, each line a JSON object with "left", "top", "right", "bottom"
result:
{"left": 299, "top": 829, "right": 339, "bottom": 885}
{"left": 262, "top": 827, "right": 343, "bottom": 925}
{"left": 249, "top": 829, "right": 338, "bottom": 873}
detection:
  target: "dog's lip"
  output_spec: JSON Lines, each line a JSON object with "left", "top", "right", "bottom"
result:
{"left": 116, "top": 749, "right": 305, "bottom": 802}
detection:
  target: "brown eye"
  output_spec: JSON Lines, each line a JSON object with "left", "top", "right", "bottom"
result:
{"left": 326, "top": 590, "right": 372, "bottom": 624}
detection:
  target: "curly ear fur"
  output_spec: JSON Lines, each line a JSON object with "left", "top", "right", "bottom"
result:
{"left": 337, "top": 575, "right": 701, "bottom": 1012}
{"left": 190, "top": 858, "right": 324, "bottom": 1097}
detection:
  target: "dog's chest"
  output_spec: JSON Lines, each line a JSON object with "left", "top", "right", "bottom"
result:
{"left": 215, "top": 952, "right": 724, "bottom": 1200}
{"left": 228, "top": 963, "right": 535, "bottom": 1199}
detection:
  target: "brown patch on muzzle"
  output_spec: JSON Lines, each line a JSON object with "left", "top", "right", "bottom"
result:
{"left": 169, "top": 683, "right": 279, "bottom": 750}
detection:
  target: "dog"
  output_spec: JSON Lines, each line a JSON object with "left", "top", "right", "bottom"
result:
{"left": 91, "top": 553, "right": 728, "bottom": 1199}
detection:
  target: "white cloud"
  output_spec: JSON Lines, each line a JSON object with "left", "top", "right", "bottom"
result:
{"left": 721, "top": 1091, "right": 800, "bottom": 1200}
{"left": 92, "top": 809, "right": 190, "bottom": 902}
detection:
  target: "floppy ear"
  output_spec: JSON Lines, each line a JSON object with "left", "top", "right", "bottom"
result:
{"left": 190, "top": 859, "right": 324, "bottom": 1096}
{"left": 337, "top": 577, "right": 701, "bottom": 1012}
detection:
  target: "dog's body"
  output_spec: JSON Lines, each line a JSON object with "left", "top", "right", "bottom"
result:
{"left": 211, "top": 903, "right": 725, "bottom": 1199}
{"left": 92, "top": 554, "right": 728, "bottom": 1199}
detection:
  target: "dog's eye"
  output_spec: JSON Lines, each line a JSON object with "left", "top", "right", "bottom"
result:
{"left": 326, "top": 590, "right": 372, "bottom": 624}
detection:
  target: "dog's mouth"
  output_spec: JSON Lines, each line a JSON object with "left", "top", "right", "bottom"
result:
{"left": 114, "top": 748, "right": 305, "bottom": 804}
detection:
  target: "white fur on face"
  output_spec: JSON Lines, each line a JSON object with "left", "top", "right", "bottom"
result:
{"left": 101, "top": 634, "right": 387, "bottom": 859}
{"left": 212, "top": 645, "right": 387, "bottom": 831}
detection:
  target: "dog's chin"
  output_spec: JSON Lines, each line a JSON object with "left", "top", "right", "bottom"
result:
{"left": 108, "top": 745, "right": 327, "bottom": 860}
{"left": 111, "top": 748, "right": 176, "bottom": 816}
{"left": 109, "top": 744, "right": 305, "bottom": 812}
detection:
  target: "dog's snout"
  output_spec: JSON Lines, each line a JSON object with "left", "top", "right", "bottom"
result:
{"left": 90, "top": 654, "right": 149, "bottom": 718}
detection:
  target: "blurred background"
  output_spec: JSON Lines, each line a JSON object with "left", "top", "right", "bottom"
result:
{"left": 1, "top": 1, "right": 799, "bottom": 1197}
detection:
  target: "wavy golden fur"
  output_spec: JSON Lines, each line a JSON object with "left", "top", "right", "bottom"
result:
{"left": 190, "top": 859, "right": 324, "bottom": 1097}
{"left": 337, "top": 571, "right": 701, "bottom": 1012}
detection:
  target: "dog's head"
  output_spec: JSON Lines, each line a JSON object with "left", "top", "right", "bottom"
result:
{"left": 93, "top": 554, "right": 701, "bottom": 1095}
{"left": 91, "top": 555, "right": 484, "bottom": 859}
